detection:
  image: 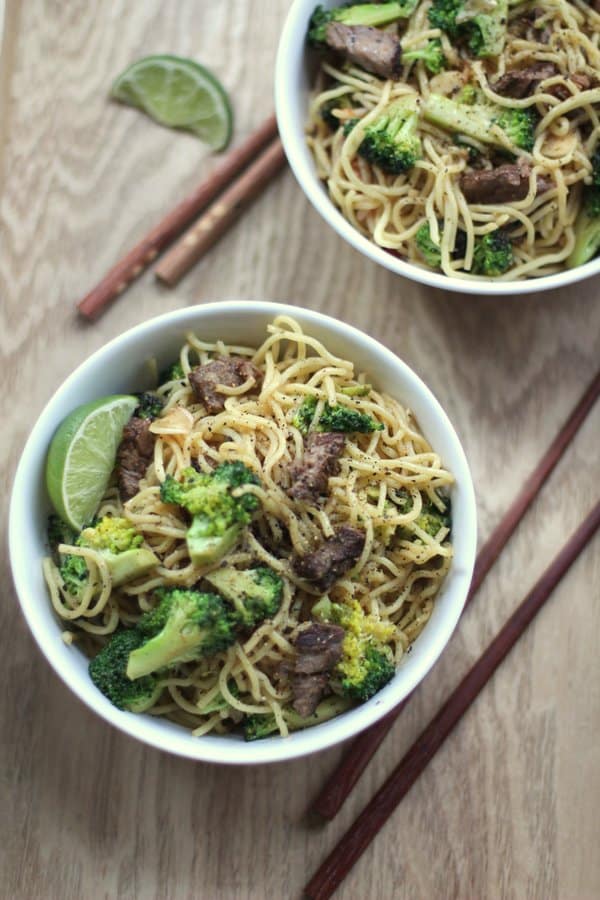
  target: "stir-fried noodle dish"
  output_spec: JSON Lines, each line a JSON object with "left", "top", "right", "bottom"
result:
{"left": 306, "top": 0, "right": 600, "bottom": 280}
{"left": 44, "top": 317, "right": 453, "bottom": 740}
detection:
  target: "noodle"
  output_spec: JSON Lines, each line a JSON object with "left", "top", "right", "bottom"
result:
{"left": 43, "top": 316, "right": 454, "bottom": 737}
{"left": 307, "top": 0, "right": 600, "bottom": 280}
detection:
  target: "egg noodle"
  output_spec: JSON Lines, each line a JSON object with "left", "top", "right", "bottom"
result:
{"left": 43, "top": 316, "right": 453, "bottom": 737}
{"left": 307, "top": 0, "right": 600, "bottom": 280}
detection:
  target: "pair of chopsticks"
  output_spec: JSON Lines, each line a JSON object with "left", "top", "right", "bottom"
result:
{"left": 304, "top": 369, "right": 600, "bottom": 900}
{"left": 77, "top": 114, "right": 284, "bottom": 320}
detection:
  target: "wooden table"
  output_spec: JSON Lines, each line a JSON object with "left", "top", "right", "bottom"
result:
{"left": 2, "top": 2, "right": 599, "bottom": 898}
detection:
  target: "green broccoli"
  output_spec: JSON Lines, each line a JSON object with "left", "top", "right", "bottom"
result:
{"left": 47, "top": 514, "right": 76, "bottom": 556}
{"left": 135, "top": 392, "right": 164, "bottom": 419}
{"left": 89, "top": 629, "right": 162, "bottom": 712}
{"left": 293, "top": 395, "right": 383, "bottom": 435}
{"left": 415, "top": 221, "right": 442, "bottom": 268}
{"left": 127, "top": 588, "right": 235, "bottom": 680}
{"left": 159, "top": 361, "right": 185, "bottom": 384}
{"left": 244, "top": 695, "right": 352, "bottom": 741}
{"left": 201, "top": 681, "right": 240, "bottom": 714}
{"left": 471, "top": 230, "right": 513, "bottom": 276}
{"left": 308, "top": 1, "right": 419, "bottom": 47}
{"left": 204, "top": 566, "right": 284, "bottom": 629}
{"left": 77, "top": 516, "right": 158, "bottom": 587}
{"left": 329, "top": 600, "right": 396, "bottom": 702}
{"left": 160, "top": 462, "right": 260, "bottom": 567}
{"left": 402, "top": 38, "right": 446, "bottom": 74}
{"left": 59, "top": 554, "right": 90, "bottom": 597}
{"left": 422, "top": 93, "right": 536, "bottom": 152}
{"left": 339, "top": 383, "right": 372, "bottom": 397}
{"left": 320, "top": 95, "right": 356, "bottom": 132}
{"left": 567, "top": 186, "right": 600, "bottom": 268}
{"left": 358, "top": 96, "right": 422, "bottom": 175}
{"left": 428, "top": 0, "right": 508, "bottom": 58}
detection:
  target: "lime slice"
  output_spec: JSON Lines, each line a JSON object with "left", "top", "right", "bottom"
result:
{"left": 46, "top": 395, "right": 138, "bottom": 530}
{"left": 111, "top": 54, "right": 233, "bottom": 150}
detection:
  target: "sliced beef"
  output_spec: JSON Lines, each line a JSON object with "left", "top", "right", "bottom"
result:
{"left": 188, "top": 356, "right": 263, "bottom": 414}
{"left": 288, "top": 432, "right": 346, "bottom": 503}
{"left": 460, "top": 164, "right": 551, "bottom": 205}
{"left": 291, "top": 673, "right": 330, "bottom": 718}
{"left": 117, "top": 417, "right": 155, "bottom": 500}
{"left": 325, "top": 22, "right": 401, "bottom": 80}
{"left": 291, "top": 623, "right": 345, "bottom": 717}
{"left": 492, "top": 62, "right": 557, "bottom": 99}
{"left": 294, "top": 623, "right": 346, "bottom": 674}
{"left": 293, "top": 525, "right": 366, "bottom": 592}
{"left": 546, "top": 73, "right": 593, "bottom": 102}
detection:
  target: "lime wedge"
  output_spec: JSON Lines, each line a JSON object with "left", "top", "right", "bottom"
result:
{"left": 111, "top": 54, "right": 233, "bottom": 150}
{"left": 46, "top": 395, "right": 138, "bottom": 530}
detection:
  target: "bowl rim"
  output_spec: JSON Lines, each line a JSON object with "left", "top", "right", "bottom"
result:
{"left": 274, "top": 0, "right": 600, "bottom": 297}
{"left": 9, "top": 300, "right": 477, "bottom": 764}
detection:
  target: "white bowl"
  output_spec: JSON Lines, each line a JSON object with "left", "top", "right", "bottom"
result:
{"left": 9, "top": 301, "right": 476, "bottom": 764}
{"left": 275, "top": 0, "right": 600, "bottom": 295}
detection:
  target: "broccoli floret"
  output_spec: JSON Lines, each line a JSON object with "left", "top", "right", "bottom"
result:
{"left": 47, "top": 514, "right": 76, "bottom": 556}
{"left": 127, "top": 588, "right": 235, "bottom": 680}
{"left": 402, "top": 38, "right": 446, "bottom": 74}
{"left": 244, "top": 695, "right": 352, "bottom": 741}
{"left": 204, "top": 566, "right": 284, "bottom": 629}
{"left": 77, "top": 516, "right": 158, "bottom": 587}
{"left": 293, "top": 395, "right": 383, "bottom": 435}
{"left": 414, "top": 498, "right": 452, "bottom": 537}
{"left": 358, "top": 97, "right": 422, "bottom": 175}
{"left": 59, "top": 553, "right": 89, "bottom": 597}
{"left": 135, "top": 392, "right": 164, "bottom": 420}
{"left": 471, "top": 230, "right": 513, "bottom": 276}
{"left": 567, "top": 186, "right": 600, "bottom": 267}
{"left": 423, "top": 93, "right": 536, "bottom": 152}
{"left": 320, "top": 96, "right": 357, "bottom": 131}
{"left": 201, "top": 681, "right": 240, "bottom": 714}
{"left": 308, "top": 1, "right": 418, "bottom": 47}
{"left": 329, "top": 600, "right": 396, "bottom": 702}
{"left": 160, "top": 462, "right": 260, "bottom": 567}
{"left": 89, "top": 629, "right": 162, "bottom": 712}
{"left": 339, "top": 383, "right": 372, "bottom": 397}
{"left": 428, "top": 0, "right": 508, "bottom": 58}
{"left": 415, "top": 222, "right": 442, "bottom": 268}
{"left": 159, "top": 361, "right": 185, "bottom": 384}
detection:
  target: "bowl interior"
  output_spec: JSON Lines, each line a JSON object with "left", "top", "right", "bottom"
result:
{"left": 275, "top": 0, "right": 600, "bottom": 296}
{"left": 9, "top": 301, "right": 476, "bottom": 764}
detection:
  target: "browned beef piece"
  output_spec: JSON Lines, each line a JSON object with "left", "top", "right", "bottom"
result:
{"left": 546, "top": 73, "right": 593, "bottom": 102}
{"left": 291, "top": 623, "right": 345, "bottom": 716}
{"left": 325, "top": 22, "right": 401, "bottom": 80}
{"left": 288, "top": 432, "right": 346, "bottom": 503}
{"left": 460, "top": 164, "right": 551, "bottom": 205}
{"left": 188, "top": 356, "right": 263, "bottom": 414}
{"left": 293, "top": 526, "right": 366, "bottom": 591}
{"left": 117, "top": 417, "right": 155, "bottom": 500}
{"left": 292, "top": 673, "right": 330, "bottom": 718}
{"left": 492, "top": 62, "right": 557, "bottom": 98}
{"left": 294, "top": 623, "right": 345, "bottom": 674}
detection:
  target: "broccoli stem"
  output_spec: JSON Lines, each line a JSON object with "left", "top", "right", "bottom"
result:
{"left": 422, "top": 93, "right": 534, "bottom": 152}
{"left": 309, "top": 2, "right": 418, "bottom": 46}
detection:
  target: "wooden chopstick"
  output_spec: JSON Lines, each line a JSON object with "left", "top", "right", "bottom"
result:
{"left": 77, "top": 113, "right": 278, "bottom": 320}
{"left": 154, "top": 137, "right": 286, "bottom": 286}
{"left": 309, "top": 368, "right": 600, "bottom": 821}
{"left": 304, "top": 499, "right": 600, "bottom": 900}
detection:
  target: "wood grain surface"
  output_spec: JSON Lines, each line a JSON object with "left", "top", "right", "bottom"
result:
{"left": 1, "top": 2, "right": 599, "bottom": 899}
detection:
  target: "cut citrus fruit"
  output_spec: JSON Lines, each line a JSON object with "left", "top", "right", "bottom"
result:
{"left": 46, "top": 395, "right": 138, "bottom": 530}
{"left": 111, "top": 54, "right": 233, "bottom": 150}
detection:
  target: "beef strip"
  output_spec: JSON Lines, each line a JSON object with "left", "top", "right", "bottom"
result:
{"left": 492, "top": 62, "right": 557, "bottom": 99}
{"left": 291, "top": 623, "right": 345, "bottom": 717}
{"left": 325, "top": 22, "right": 401, "bottom": 80}
{"left": 288, "top": 432, "right": 346, "bottom": 503}
{"left": 294, "top": 623, "right": 346, "bottom": 674}
{"left": 293, "top": 525, "right": 366, "bottom": 592}
{"left": 460, "top": 163, "right": 551, "bottom": 205}
{"left": 188, "top": 356, "right": 263, "bottom": 414}
{"left": 117, "top": 417, "right": 155, "bottom": 500}
{"left": 546, "top": 73, "right": 593, "bottom": 102}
